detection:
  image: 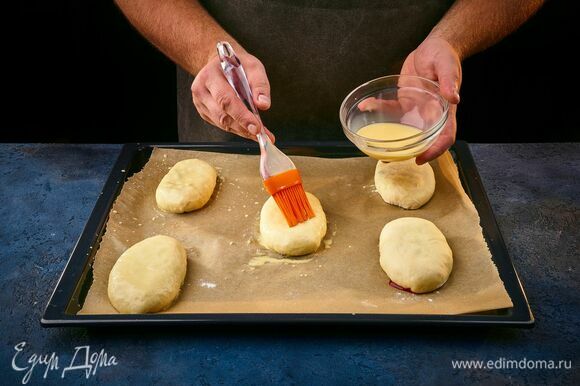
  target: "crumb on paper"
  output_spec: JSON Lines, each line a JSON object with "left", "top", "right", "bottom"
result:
{"left": 112, "top": 210, "right": 117, "bottom": 214}
{"left": 229, "top": 241, "right": 234, "bottom": 246}
{"left": 248, "top": 255, "right": 312, "bottom": 267}
{"left": 361, "top": 300, "right": 378, "bottom": 308}
{"left": 323, "top": 239, "right": 333, "bottom": 249}
{"left": 200, "top": 281, "right": 217, "bottom": 289}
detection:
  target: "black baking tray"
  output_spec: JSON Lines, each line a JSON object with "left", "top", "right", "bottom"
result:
{"left": 42, "top": 141, "right": 534, "bottom": 327}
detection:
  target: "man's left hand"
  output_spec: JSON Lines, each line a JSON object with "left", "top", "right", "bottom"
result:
{"left": 401, "top": 36, "right": 462, "bottom": 164}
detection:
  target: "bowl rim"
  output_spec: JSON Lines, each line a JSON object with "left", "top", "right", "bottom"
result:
{"left": 339, "top": 74, "right": 450, "bottom": 144}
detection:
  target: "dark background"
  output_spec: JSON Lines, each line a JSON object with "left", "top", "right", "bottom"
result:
{"left": 1, "top": 1, "right": 575, "bottom": 143}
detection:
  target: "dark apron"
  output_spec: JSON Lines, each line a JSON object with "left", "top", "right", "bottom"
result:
{"left": 177, "top": 0, "right": 454, "bottom": 142}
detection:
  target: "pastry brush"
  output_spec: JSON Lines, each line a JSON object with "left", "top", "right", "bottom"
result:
{"left": 217, "top": 41, "right": 314, "bottom": 226}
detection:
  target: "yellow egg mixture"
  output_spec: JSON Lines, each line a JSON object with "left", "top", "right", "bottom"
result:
{"left": 356, "top": 122, "right": 425, "bottom": 161}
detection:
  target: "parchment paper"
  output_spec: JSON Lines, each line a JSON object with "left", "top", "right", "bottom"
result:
{"left": 79, "top": 148, "right": 512, "bottom": 315}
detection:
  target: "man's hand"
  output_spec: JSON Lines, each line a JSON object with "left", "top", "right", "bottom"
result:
{"left": 400, "top": 0, "right": 544, "bottom": 164}
{"left": 401, "top": 36, "right": 462, "bottom": 164}
{"left": 191, "top": 52, "right": 275, "bottom": 142}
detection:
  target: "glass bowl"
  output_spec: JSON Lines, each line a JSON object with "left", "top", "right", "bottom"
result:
{"left": 340, "top": 75, "right": 449, "bottom": 161}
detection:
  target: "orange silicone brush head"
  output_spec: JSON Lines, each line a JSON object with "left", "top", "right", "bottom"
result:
{"left": 263, "top": 169, "right": 315, "bottom": 227}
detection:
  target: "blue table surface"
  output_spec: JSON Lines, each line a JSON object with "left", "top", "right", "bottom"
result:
{"left": 0, "top": 143, "right": 578, "bottom": 385}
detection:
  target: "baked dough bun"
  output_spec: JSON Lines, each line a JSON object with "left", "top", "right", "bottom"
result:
{"left": 259, "top": 192, "right": 327, "bottom": 256}
{"left": 374, "top": 159, "right": 435, "bottom": 209}
{"left": 108, "top": 235, "right": 187, "bottom": 313}
{"left": 156, "top": 159, "right": 217, "bottom": 213}
{"left": 379, "top": 217, "right": 452, "bottom": 293}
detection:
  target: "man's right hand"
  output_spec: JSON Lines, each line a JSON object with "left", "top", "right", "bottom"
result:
{"left": 191, "top": 51, "right": 275, "bottom": 142}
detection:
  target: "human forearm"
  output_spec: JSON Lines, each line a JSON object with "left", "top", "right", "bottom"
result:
{"left": 429, "top": 0, "right": 544, "bottom": 60}
{"left": 114, "top": 0, "right": 244, "bottom": 74}
{"left": 116, "top": 0, "right": 273, "bottom": 141}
